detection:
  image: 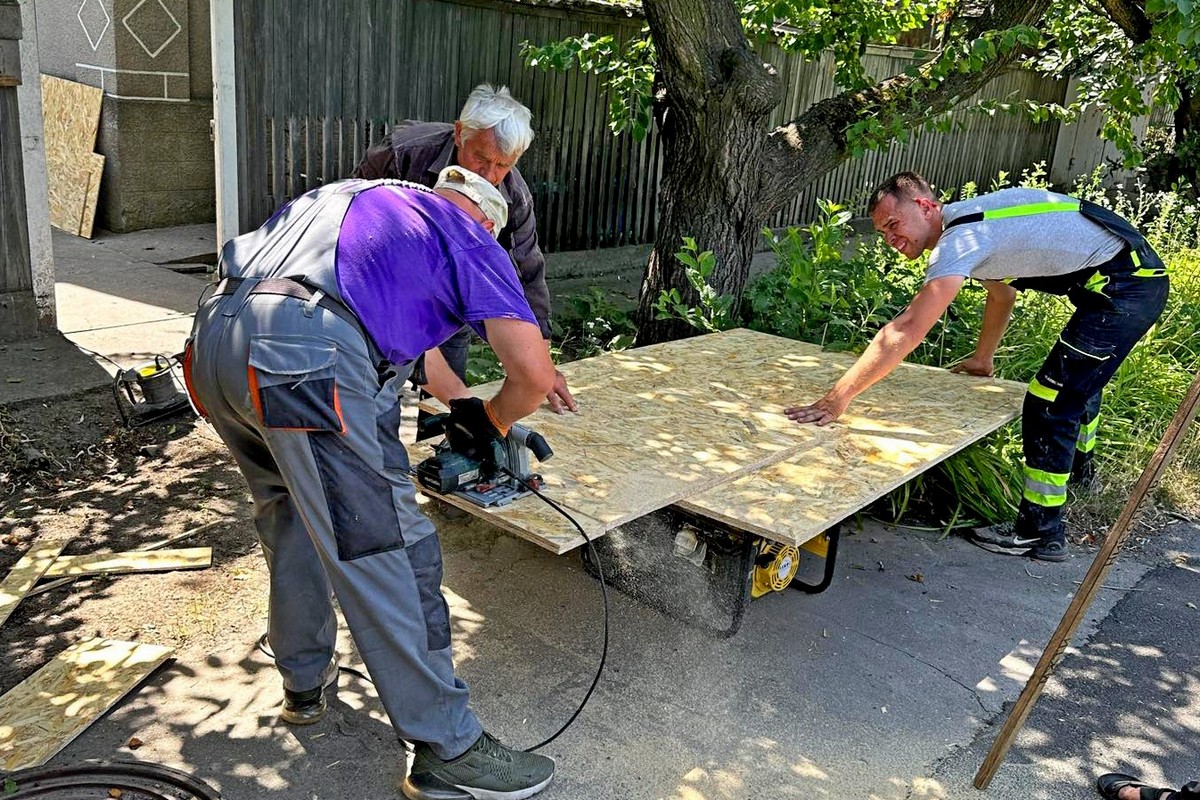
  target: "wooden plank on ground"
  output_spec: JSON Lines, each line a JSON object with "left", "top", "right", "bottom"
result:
{"left": 42, "top": 547, "right": 213, "bottom": 579}
{"left": 0, "top": 638, "right": 173, "bottom": 771}
{"left": 0, "top": 537, "right": 70, "bottom": 629}
{"left": 676, "top": 354, "right": 1024, "bottom": 545}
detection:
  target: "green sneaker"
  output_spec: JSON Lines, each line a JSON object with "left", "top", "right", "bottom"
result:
{"left": 401, "top": 731, "right": 555, "bottom": 800}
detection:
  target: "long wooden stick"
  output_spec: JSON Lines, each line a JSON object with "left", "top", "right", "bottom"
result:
{"left": 975, "top": 368, "right": 1200, "bottom": 788}
{"left": 26, "top": 520, "right": 225, "bottom": 600}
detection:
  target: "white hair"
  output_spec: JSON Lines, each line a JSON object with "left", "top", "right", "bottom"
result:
{"left": 458, "top": 84, "right": 535, "bottom": 159}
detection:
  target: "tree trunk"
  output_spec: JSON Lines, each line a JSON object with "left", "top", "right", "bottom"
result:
{"left": 632, "top": 0, "right": 1052, "bottom": 346}
{"left": 1170, "top": 78, "right": 1200, "bottom": 189}
{"left": 633, "top": 0, "right": 781, "bottom": 345}
{"left": 633, "top": 95, "right": 777, "bottom": 344}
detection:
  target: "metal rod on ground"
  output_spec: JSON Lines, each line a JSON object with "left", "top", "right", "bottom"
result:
{"left": 974, "top": 367, "right": 1200, "bottom": 789}
{"left": 26, "top": 519, "right": 226, "bottom": 600}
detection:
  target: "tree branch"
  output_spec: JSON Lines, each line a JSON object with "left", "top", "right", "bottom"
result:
{"left": 755, "top": 0, "right": 1055, "bottom": 211}
{"left": 1096, "top": 0, "right": 1153, "bottom": 43}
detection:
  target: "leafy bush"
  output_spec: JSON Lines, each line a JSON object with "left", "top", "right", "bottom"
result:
{"left": 552, "top": 286, "right": 637, "bottom": 361}
{"left": 653, "top": 237, "right": 738, "bottom": 333}
{"left": 464, "top": 286, "right": 636, "bottom": 387}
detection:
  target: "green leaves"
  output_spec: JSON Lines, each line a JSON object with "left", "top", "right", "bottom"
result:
{"left": 653, "top": 237, "right": 738, "bottom": 333}
{"left": 522, "top": 32, "right": 656, "bottom": 140}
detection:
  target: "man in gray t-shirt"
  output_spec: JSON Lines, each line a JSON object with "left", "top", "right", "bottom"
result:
{"left": 786, "top": 171, "right": 1169, "bottom": 563}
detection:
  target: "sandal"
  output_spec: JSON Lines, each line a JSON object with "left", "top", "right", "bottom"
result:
{"left": 1097, "top": 773, "right": 1177, "bottom": 800}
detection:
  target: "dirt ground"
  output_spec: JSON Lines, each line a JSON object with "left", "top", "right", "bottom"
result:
{"left": 0, "top": 388, "right": 269, "bottom": 696}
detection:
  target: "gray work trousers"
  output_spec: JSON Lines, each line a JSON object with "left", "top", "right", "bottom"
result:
{"left": 186, "top": 289, "right": 481, "bottom": 759}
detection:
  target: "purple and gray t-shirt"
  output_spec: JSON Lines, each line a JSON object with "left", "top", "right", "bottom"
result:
{"left": 219, "top": 179, "right": 536, "bottom": 366}
{"left": 333, "top": 183, "right": 537, "bottom": 365}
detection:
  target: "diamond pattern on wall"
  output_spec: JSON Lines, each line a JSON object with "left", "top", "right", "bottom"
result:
{"left": 77, "top": 0, "right": 111, "bottom": 51}
{"left": 121, "top": 0, "right": 182, "bottom": 59}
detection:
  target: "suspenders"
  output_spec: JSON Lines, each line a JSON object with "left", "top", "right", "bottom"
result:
{"left": 941, "top": 198, "right": 1167, "bottom": 283}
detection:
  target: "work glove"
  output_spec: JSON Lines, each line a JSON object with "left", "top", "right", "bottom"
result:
{"left": 445, "top": 397, "right": 507, "bottom": 467}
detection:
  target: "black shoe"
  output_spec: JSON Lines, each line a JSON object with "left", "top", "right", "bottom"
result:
{"left": 1028, "top": 537, "right": 1068, "bottom": 562}
{"left": 280, "top": 661, "right": 338, "bottom": 725}
{"left": 402, "top": 731, "right": 555, "bottom": 800}
{"left": 1096, "top": 772, "right": 1180, "bottom": 800}
{"left": 969, "top": 522, "right": 1067, "bottom": 562}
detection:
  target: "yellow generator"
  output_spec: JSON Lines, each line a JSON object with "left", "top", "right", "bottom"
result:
{"left": 582, "top": 509, "right": 841, "bottom": 636}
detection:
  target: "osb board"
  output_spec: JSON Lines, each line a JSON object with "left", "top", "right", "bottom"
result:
{"left": 0, "top": 638, "right": 174, "bottom": 771}
{"left": 421, "top": 329, "right": 1025, "bottom": 552}
{"left": 412, "top": 330, "right": 858, "bottom": 543}
{"left": 42, "top": 547, "right": 213, "bottom": 579}
{"left": 79, "top": 151, "right": 105, "bottom": 238}
{"left": 41, "top": 75, "right": 103, "bottom": 237}
{"left": 0, "top": 537, "right": 70, "bottom": 629}
{"left": 41, "top": 74, "right": 102, "bottom": 153}
{"left": 46, "top": 151, "right": 105, "bottom": 237}
{"left": 46, "top": 155, "right": 90, "bottom": 235}
{"left": 676, "top": 370, "right": 1024, "bottom": 546}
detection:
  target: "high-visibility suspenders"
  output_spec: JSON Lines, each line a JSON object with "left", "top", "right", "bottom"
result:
{"left": 941, "top": 198, "right": 1166, "bottom": 283}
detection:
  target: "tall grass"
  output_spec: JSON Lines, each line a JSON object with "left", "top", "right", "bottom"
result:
{"left": 747, "top": 167, "right": 1200, "bottom": 531}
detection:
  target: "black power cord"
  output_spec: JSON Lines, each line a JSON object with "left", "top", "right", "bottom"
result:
{"left": 495, "top": 464, "right": 609, "bottom": 753}
{"left": 254, "top": 462, "right": 609, "bottom": 754}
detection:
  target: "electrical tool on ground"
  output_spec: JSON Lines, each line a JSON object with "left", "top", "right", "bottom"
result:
{"left": 112, "top": 354, "right": 192, "bottom": 428}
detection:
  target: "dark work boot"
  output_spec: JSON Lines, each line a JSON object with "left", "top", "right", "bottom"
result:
{"left": 280, "top": 661, "right": 338, "bottom": 725}
{"left": 968, "top": 521, "right": 1068, "bottom": 562}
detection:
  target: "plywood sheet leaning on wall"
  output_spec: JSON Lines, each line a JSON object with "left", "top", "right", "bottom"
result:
{"left": 41, "top": 74, "right": 103, "bottom": 237}
{"left": 0, "top": 535, "right": 71, "bottom": 628}
{"left": 677, "top": 355, "right": 1026, "bottom": 546}
{"left": 0, "top": 638, "right": 174, "bottom": 771}
{"left": 78, "top": 151, "right": 105, "bottom": 238}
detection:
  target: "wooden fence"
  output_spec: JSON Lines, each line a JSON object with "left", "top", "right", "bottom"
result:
{"left": 232, "top": 0, "right": 1068, "bottom": 250}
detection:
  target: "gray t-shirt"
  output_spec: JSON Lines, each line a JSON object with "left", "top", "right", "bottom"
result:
{"left": 924, "top": 188, "right": 1125, "bottom": 284}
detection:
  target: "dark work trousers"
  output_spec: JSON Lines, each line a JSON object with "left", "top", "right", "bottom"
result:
{"left": 185, "top": 290, "right": 482, "bottom": 760}
{"left": 1014, "top": 249, "right": 1169, "bottom": 542}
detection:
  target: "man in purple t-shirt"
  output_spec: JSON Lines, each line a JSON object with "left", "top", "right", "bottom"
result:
{"left": 183, "top": 168, "right": 558, "bottom": 799}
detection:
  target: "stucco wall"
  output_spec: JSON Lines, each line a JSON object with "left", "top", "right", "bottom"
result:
{"left": 36, "top": 0, "right": 214, "bottom": 231}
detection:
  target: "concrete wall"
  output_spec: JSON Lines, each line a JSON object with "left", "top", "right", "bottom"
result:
{"left": 18, "top": 0, "right": 55, "bottom": 330}
{"left": 34, "top": 0, "right": 214, "bottom": 232}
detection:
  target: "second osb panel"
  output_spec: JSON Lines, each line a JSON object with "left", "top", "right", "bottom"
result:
{"left": 41, "top": 74, "right": 104, "bottom": 237}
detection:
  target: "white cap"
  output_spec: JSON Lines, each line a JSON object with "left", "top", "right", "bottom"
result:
{"left": 434, "top": 165, "right": 508, "bottom": 237}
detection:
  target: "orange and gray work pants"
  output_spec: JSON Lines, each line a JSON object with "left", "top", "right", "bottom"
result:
{"left": 1010, "top": 247, "right": 1168, "bottom": 542}
{"left": 184, "top": 279, "right": 481, "bottom": 760}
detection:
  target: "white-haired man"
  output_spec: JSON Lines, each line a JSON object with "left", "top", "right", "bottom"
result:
{"left": 355, "top": 84, "right": 576, "bottom": 414}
